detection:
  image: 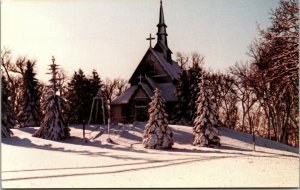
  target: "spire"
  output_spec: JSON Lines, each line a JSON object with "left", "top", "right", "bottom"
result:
{"left": 154, "top": 0, "right": 172, "bottom": 63}
{"left": 156, "top": 0, "right": 168, "bottom": 48}
{"left": 158, "top": 0, "right": 166, "bottom": 27}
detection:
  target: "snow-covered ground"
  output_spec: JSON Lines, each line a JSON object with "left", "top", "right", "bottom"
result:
{"left": 2, "top": 123, "right": 299, "bottom": 188}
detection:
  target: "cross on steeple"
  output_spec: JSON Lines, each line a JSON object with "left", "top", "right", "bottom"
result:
{"left": 146, "top": 33, "right": 155, "bottom": 48}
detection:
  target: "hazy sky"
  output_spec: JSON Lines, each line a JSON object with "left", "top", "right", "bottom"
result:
{"left": 2, "top": 0, "right": 280, "bottom": 82}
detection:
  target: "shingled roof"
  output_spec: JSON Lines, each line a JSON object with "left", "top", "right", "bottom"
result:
{"left": 129, "top": 48, "right": 181, "bottom": 83}
{"left": 111, "top": 80, "right": 177, "bottom": 105}
{"left": 149, "top": 48, "right": 181, "bottom": 80}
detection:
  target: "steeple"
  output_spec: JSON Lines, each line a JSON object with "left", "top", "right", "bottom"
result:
{"left": 156, "top": 0, "right": 168, "bottom": 48}
{"left": 154, "top": 0, "right": 172, "bottom": 63}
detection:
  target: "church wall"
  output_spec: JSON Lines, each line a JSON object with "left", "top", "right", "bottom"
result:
{"left": 110, "top": 105, "right": 129, "bottom": 123}
{"left": 111, "top": 101, "right": 178, "bottom": 123}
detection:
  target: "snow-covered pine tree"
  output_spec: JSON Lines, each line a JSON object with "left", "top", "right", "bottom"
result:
{"left": 18, "top": 61, "right": 41, "bottom": 128}
{"left": 143, "top": 88, "right": 173, "bottom": 149}
{"left": 193, "top": 72, "right": 220, "bottom": 148}
{"left": 33, "top": 56, "right": 70, "bottom": 140}
{"left": 1, "top": 76, "right": 16, "bottom": 137}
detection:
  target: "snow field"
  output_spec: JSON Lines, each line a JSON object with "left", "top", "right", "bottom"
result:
{"left": 2, "top": 124, "right": 299, "bottom": 188}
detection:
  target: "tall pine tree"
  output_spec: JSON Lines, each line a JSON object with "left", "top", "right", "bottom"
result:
{"left": 66, "top": 69, "right": 91, "bottom": 123}
{"left": 173, "top": 69, "right": 190, "bottom": 124}
{"left": 33, "top": 56, "right": 70, "bottom": 140}
{"left": 187, "top": 61, "right": 202, "bottom": 123}
{"left": 1, "top": 76, "right": 15, "bottom": 137}
{"left": 18, "top": 61, "right": 41, "bottom": 127}
{"left": 174, "top": 55, "right": 203, "bottom": 125}
{"left": 193, "top": 73, "right": 220, "bottom": 147}
{"left": 89, "top": 70, "right": 102, "bottom": 98}
{"left": 143, "top": 88, "right": 173, "bottom": 149}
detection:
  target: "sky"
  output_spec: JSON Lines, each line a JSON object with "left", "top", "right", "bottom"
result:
{"left": 1, "top": 0, "right": 280, "bottom": 82}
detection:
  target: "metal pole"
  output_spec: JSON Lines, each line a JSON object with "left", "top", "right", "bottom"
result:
{"left": 83, "top": 120, "right": 86, "bottom": 142}
{"left": 95, "top": 99, "right": 99, "bottom": 123}
{"left": 87, "top": 98, "right": 95, "bottom": 127}
{"left": 107, "top": 118, "right": 112, "bottom": 143}
{"left": 252, "top": 129, "right": 256, "bottom": 151}
{"left": 101, "top": 98, "right": 105, "bottom": 125}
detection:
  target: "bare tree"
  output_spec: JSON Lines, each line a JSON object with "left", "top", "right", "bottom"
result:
{"left": 1, "top": 48, "right": 32, "bottom": 118}
{"left": 176, "top": 52, "right": 189, "bottom": 69}
{"left": 104, "top": 78, "right": 129, "bottom": 104}
{"left": 245, "top": 0, "right": 299, "bottom": 146}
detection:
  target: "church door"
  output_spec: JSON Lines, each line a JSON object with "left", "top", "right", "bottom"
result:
{"left": 134, "top": 101, "right": 149, "bottom": 122}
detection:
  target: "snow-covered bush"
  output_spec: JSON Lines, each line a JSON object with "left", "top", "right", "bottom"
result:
{"left": 143, "top": 88, "right": 173, "bottom": 149}
{"left": 193, "top": 73, "right": 220, "bottom": 147}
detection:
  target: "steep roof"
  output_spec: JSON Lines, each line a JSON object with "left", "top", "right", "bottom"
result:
{"left": 111, "top": 82, "right": 153, "bottom": 105}
{"left": 157, "top": 83, "right": 178, "bottom": 102}
{"left": 139, "top": 83, "right": 154, "bottom": 98}
{"left": 129, "top": 48, "right": 181, "bottom": 83}
{"left": 111, "top": 80, "right": 177, "bottom": 105}
{"left": 149, "top": 48, "right": 181, "bottom": 80}
{"left": 145, "top": 75, "right": 158, "bottom": 89}
{"left": 110, "top": 86, "right": 138, "bottom": 105}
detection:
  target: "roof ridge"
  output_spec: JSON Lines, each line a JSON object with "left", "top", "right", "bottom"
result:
{"left": 145, "top": 75, "right": 158, "bottom": 90}
{"left": 149, "top": 48, "right": 175, "bottom": 80}
{"left": 139, "top": 82, "right": 154, "bottom": 98}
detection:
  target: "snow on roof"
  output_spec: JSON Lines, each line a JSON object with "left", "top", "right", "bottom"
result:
{"left": 111, "top": 86, "right": 137, "bottom": 105}
{"left": 128, "top": 48, "right": 182, "bottom": 83}
{"left": 144, "top": 76, "right": 177, "bottom": 102}
{"left": 111, "top": 83, "right": 154, "bottom": 105}
{"left": 140, "top": 83, "right": 154, "bottom": 97}
{"left": 145, "top": 75, "right": 158, "bottom": 89}
{"left": 150, "top": 48, "right": 181, "bottom": 80}
{"left": 111, "top": 82, "right": 178, "bottom": 105}
{"left": 157, "top": 83, "right": 178, "bottom": 102}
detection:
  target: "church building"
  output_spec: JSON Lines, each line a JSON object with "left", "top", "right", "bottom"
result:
{"left": 110, "top": 0, "right": 182, "bottom": 123}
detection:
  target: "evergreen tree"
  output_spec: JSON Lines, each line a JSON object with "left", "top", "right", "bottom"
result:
{"left": 173, "top": 69, "right": 190, "bottom": 124}
{"left": 143, "top": 88, "right": 173, "bottom": 149}
{"left": 193, "top": 73, "right": 220, "bottom": 147}
{"left": 18, "top": 61, "right": 41, "bottom": 127}
{"left": 33, "top": 56, "right": 70, "bottom": 140}
{"left": 1, "top": 76, "right": 15, "bottom": 137}
{"left": 186, "top": 61, "right": 202, "bottom": 123}
{"left": 89, "top": 70, "right": 102, "bottom": 98}
{"left": 66, "top": 69, "right": 91, "bottom": 123}
{"left": 173, "top": 53, "right": 204, "bottom": 125}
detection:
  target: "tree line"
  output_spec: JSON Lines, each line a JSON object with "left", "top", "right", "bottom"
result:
{"left": 1, "top": 50, "right": 129, "bottom": 135}
{"left": 173, "top": 0, "right": 298, "bottom": 147}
